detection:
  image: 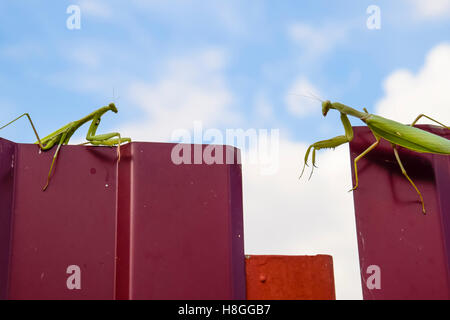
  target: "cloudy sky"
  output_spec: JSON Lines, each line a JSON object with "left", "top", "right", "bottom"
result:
{"left": 1, "top": 1, "right": 450, "bottom": 299}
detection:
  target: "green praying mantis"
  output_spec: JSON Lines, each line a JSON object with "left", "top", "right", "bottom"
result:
{"left": 0, "top": 103, "right": 131, "bottom": 191}
{"left": 300, "top": 100, "right": 450, "bottom": 215}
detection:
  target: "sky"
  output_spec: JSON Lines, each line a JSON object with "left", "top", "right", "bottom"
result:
{"left": 1, "top": 0, "right": 450, "bottom": 299}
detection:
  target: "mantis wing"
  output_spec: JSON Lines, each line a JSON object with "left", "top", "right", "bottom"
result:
{"left": 366, "top": 115, "right": 450, "bottom": 155}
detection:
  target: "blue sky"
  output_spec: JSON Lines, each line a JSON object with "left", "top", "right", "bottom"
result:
{"left": 1, "top": 1, "right": 450, "bottom": 299}
{"left": 2, "top": 0, "right": 449, "bottom": 142}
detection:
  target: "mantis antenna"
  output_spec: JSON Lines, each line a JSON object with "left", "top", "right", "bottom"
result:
{"left": 287, "top": 92, "right": 324, "bottom": 103}
{"left": 111, "top": 87, "right": 120, "bottom": 104}
{"left": 305, "top": 90, "right": 324, "bottom": 103}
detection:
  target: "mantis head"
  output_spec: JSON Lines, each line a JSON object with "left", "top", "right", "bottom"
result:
{"left": 322, "top": 100, "right": 332, "bottom": 117}
{"left": 108, "top": 103, "right": 118, "bottom": 113}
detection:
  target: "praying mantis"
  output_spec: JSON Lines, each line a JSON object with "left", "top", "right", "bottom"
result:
{"left": 300, "top": 100, "right": 450, "bottom": 214}
{"left": 0, "top": 103, "right": 131, "bottom": 191}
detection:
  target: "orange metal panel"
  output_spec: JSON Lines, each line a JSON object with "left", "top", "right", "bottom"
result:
{"left": 245, "top": 255, "right": 336, "bottom": 300}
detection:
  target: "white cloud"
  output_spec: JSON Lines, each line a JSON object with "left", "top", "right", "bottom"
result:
{"left": 376, "top": 43, "right": 450, "bottom": 125}
{"left": 243, "top": 139, "right": 363, "bottom": 300}
{"left": 285, "top": 77, "right": 322, "bottom": 118}
{"left": 78, "top": 0, "right": 112, "bottom": 19}
{"left": 130, "top": 0, "right": 250, "bottom": 35}
{"left": 117, "top": 46, "right": 363, "bottom": 298}
{"left": 68, "top": 46, "right": 101, "bottom": 68}
{"left": 288, "top": 22, "right": 348, "bottom": 61}
{"left": 204, "top": 1, "right": 248, "bottom": 35}
{"left": 115, "top": 47, "right": 363, "bottom": 298}
{"left": 46, "top": 40, "right": 135, "bottom": 96}
{"left": 410, "top": 0, "right": 450, "bottom": 19}
{"left": 253, "top": 92, "right": 274, "bottom": 121}
{"left": 46, "top": 72, "right": 116, "bottom": 97}
{"left": 120, "top": 48, "right": 238, "bottom": 142}
{"left": 0, "top": 42, "right": 44, "bottom": 61}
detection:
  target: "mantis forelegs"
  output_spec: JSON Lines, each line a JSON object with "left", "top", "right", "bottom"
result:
{"left": 300, "top": 135, "right": 352, "bottom": 179}
{"left": 300, "top": 113, "right": 354, "bottom": 179}
{"left": 85, "top": 115, "right": 131, "bottom": 162}
{"left": 392, "top": 145, "right": 426, "bottom": 214}
{"left": 88, "top": 135, "right": 131, "bottom": 162}
{"left": 43, "top": 133, "right": 68, "bottom": 191}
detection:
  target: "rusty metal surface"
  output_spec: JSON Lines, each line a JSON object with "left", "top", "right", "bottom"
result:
{"left": 349, "top": 125, "right": 450, "bottom": 300}
{"left": 0, "top": 139, "right": 245, "bottom": 300}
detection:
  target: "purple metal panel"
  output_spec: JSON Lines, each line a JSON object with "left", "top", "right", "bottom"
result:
{"left": 350, "top": 125, "right": 450, "bottom": 300}
{"left": 433, "top": 145, "right": 450, "bottom": 278}
{"left": 0, "top": 140, "right": 245, "bottom": 299}
{"left": 2, "top": 140, "right": 118, "bottom": 299}
{"left": 115, "top": 142, "right": 132, "bottom": 300}
{"left": 227, "top": 147, "right": 246, "bottom": 299}
{"left": 0, "top": 139, "right": 16, "bottom": 300}
{"left": 117, "top": 143, "right": 245, "bottom": 300}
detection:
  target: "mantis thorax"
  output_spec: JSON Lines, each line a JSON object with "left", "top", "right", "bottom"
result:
{"left": 323, "top": 101, "right": 369, "bottom": 121}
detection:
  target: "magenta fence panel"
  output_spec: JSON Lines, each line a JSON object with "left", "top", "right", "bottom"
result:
{"left": 0, "top": 138, "right": 245, "bottom": 300}
{"left": 350, "top": 125, "right": 450, "bottom": 300}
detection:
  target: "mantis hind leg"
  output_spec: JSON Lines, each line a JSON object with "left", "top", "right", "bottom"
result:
{"left": 410, "top": 114, "right": 449, "bottom": 129}
{"left": 349, "top": 135, "right": 380, "bottom": 192}
{"left": 392, "top": 145, "right": 426, "bottom": 214}
{"left": 0, "top": 113, "right": 45, "bottom": 149}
